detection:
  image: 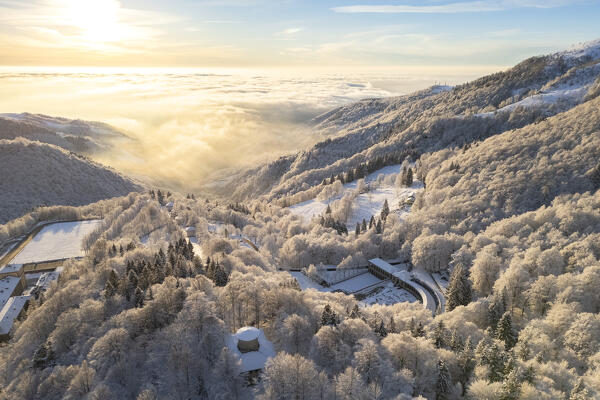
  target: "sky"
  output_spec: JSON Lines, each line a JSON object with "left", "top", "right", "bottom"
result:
{"left": 0, "top": 0, "right": 599, "bottom": 69}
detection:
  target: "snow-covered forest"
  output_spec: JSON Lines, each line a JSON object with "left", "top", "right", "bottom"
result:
{"left": 1, "top": 40, "right": 600, "bottom": 400}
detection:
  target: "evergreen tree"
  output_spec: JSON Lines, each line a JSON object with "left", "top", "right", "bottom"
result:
{"left": 446, "top": 264, "right": 472, "bottom": 311}
{"left": 375, "top": 321, "right": 388, "bottom": 338}
{"left": 457, "top": 338, "right": 475, "bottom": 396}
{"left": 411, "top": 321, "right": 425, "bottom": 337}
{"left": 389, "top": 316, "right": 396, "bottom": 334}
{"left": 380, "top": 199, "right": 390, "bottom": 221}
{"left": 321, "top": 304, "right": 338, "bottom": 327}
{"left": 349, "top": 304, "right": 361, "bottom": 319}
{"left": 496, "top": 312, "right": 517, "bottom": 349}
{"left": 435, "top": 359, "right": 452, "bottom": 400}
{"left": 501, "top": 368, "right": 521, "bottom": 400}
{"left": 355, "top": 223, "right": 361, "bottom": 236}
{"left": 325, "top": 204, "right": 332, "bottom": 214}
{"left": 104, "top": 269, "right": 119, "bottom": 298}
{"left": 487, "top": 342, "right": 508, "bottom": 382}
{"left": 375, "top": 219, "right": 382, "bottom": 234}
{"left": 134, "top": 287, "right": 144, "bottom": 308}
{"left": 214, "top": 264, "right": 229, "bottom": 287}
{"left": 488, "top": 293, "right": 507, "bottom": 332}
{"left": 569, "top": 378, "right": 590, "bottom": 400}
{"left": 433, "top": 321, "right": 447, "bottom": 349}
{"left": 406, "top": 168, "right": 414, "bottom": 186}
{"left": 450, "top": 329, "right": 464, "bottom": 351}
{"left": 361, "top": 219, "right": 367, "bottom": 232}
{"left": 369, "top": 215, "right": 375, "bottom": 229}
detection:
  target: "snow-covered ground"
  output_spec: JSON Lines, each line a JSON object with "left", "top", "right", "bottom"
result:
{"left": 360, "top": 282, "right": 417, "bottom": 306}
{"left": 289, "top": 164, "right": 423, "bottom": 229}
{"left": 11, "top": 220, "right": 102, "bottom": 264}
{"left": 289, "top": 270, "right": 417, "bottom": 306}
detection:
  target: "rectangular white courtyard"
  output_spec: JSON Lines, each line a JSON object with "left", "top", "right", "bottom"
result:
{"left": 11, "top": 220, "right": 102, "bottom": 264}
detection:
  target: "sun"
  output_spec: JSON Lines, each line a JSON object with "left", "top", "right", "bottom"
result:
{"left": 58, "top": 0, "right": 126, "bottom": 44}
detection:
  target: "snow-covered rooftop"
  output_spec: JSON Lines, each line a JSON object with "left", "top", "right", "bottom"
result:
{"left": 226, "top": 327, "right": 276, "bottom": 373}
{"left": 0, "top": 276, "right": 21, "bottom": 310}
{"left": 0, "top": 295, "right": 30, "bottom": 336}
{"left": 236, "top": 326, "right": 260, "bottom": 342}
{"left": 0, "top": 264, "right": 23, "bottom": 275}
{"left": 11, "top": 220, "right": 102, "bottom": 264}
{"left": 369, "top": 258, "right": 397, "bottom": 275}
{"left": 35, "top": 267, "right": 62, "bottom": 291}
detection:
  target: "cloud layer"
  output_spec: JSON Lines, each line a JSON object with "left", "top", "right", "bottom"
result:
{"left": 0, "top": 68, "right": 485, "bottom": 192}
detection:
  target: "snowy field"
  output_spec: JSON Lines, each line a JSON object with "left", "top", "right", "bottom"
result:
{"left": 289, "top": 164, "right": 423, "bottom": 229}
{"left": 11, "top": 220, "right": 102, "bottom": 264}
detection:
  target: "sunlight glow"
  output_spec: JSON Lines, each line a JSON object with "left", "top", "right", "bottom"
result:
{"left": 58, "top": 0, "right": 123, "bottom": 44}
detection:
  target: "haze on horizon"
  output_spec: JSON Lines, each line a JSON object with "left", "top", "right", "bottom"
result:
{"left": 1, "top": 0, "right": 600, "bottom": 192}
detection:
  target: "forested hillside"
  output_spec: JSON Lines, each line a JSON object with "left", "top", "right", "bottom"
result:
{"left": 1, "top": 40, "right": 600, "bottom": 400}
{"left": 0, "top": 113, "right": 129, "bottom": 154}
{"left": 0, "top": 138, "right": 141, "bottom": 223}
{"left": 223, "top": 40, "right": 600, "bottom": 202}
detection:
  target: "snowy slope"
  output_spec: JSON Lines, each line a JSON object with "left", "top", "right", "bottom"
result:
{"left": 0, "top": 138, "right": 141, "bottom": 224}
{"left": 11, "top": 220, "right": 102, "bottom": 264}
{"left": 289, "top": 164, "right": 423, "bottom": 228}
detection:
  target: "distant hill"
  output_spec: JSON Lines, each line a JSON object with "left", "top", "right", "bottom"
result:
{"left": 222, "top": 39, "right": 600, "bottom": 202}
{"left": 0, "top": 112, "right": 131, "bottom": 154}
{"left": 0, "top": 138, "right": 141, "bottom": 223}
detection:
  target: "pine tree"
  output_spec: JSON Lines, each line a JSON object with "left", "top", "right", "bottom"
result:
{"left": 406, "top": 168, "right": 413, "bottom": 186}
{"left": 488, "top": 293, "right": 506, "bottom": 332}
{"left": 375, "top": 219, "right": 382, "bottom": 234}
{"left": 321, "top": 304, "right": 338, "bottom": 327}
{"left": 488, "top": 342, "right": 508, "bottom": 382}
{"left": 349, "top": 304, "right": 361, "bottom": 319}
{"left": 501, "top": 368, "right": 521, "bottom": 400}
{"left": 369, "top": 215, "right": 375, "bottom": 229}
{"left": 361, "top": 219, "right": 367, "bottom": 232}
{"left": 496, "top": 312, "right": 517, "bottom": 349}
{"left": 433, "top": 321, "right": 447, "bottom": 349}
{"left": 435, "top": 359, "right": 452, "bottom": 400}
{"left": 375, "top": 321, "right": 388, "bottom": 338}
{"left": 104, "top": 269, "right": 119, "bottom": 298}
{"left": 450, "top": 329, "right": 463, "bottom": 351}
{"left": 214, "top": 264, "right": 229, "bottom": 287}
{"left": 412, "top": 321, "right": 425, "bottom": 337}
{"left": 569, "top": 378, "right": 590, "bottom": 400}
{"left": 389, "top": 316, "right": 396, "bottom": 334}
{"left": 380, "top": 199, "right": 390, "bottom": 221}
{"left": 355, "top": 223, "right": 361, "bottom": 236}
{"left": 325, "top": 204, "right": 332, "bottom": 214}
{"left": 446, "top": 264, "right": 472, "bottom": 311}
{"left": 457, "top": 338, "right": 475, "bottom": 396}
{"left": 134, "top": 287, "right": 144, "bottom": 308}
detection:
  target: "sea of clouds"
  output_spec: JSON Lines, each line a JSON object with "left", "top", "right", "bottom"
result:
{"left": 0, "top": 68, "right": 482, "bottom": 192}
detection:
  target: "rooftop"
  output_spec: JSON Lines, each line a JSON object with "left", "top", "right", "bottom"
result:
{"left": 0, "top": 264, "right": 23, "bottom": 275}
{"left": 0, "top": 276, "right": 22, "bottom": 310}
{"left": 0, "top": 295, "right": 30, "bottom": 335}
{"left": 226, "top": 327, "right": 276, "bottom": 373}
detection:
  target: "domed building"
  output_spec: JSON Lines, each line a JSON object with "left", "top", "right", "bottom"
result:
{"left": 226, "top": 326, "right": 276, "bottom": 384}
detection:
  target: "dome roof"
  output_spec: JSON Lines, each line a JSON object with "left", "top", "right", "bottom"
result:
{"left": 235, "top": 326, "right": 260, "bottom": 342}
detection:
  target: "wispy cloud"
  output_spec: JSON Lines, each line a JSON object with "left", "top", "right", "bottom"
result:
{"left": 332, "top": 1, "right": 588, "bottom": 14}
{"left": 276, "top": 27, "right": 304, "bottom": 36}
